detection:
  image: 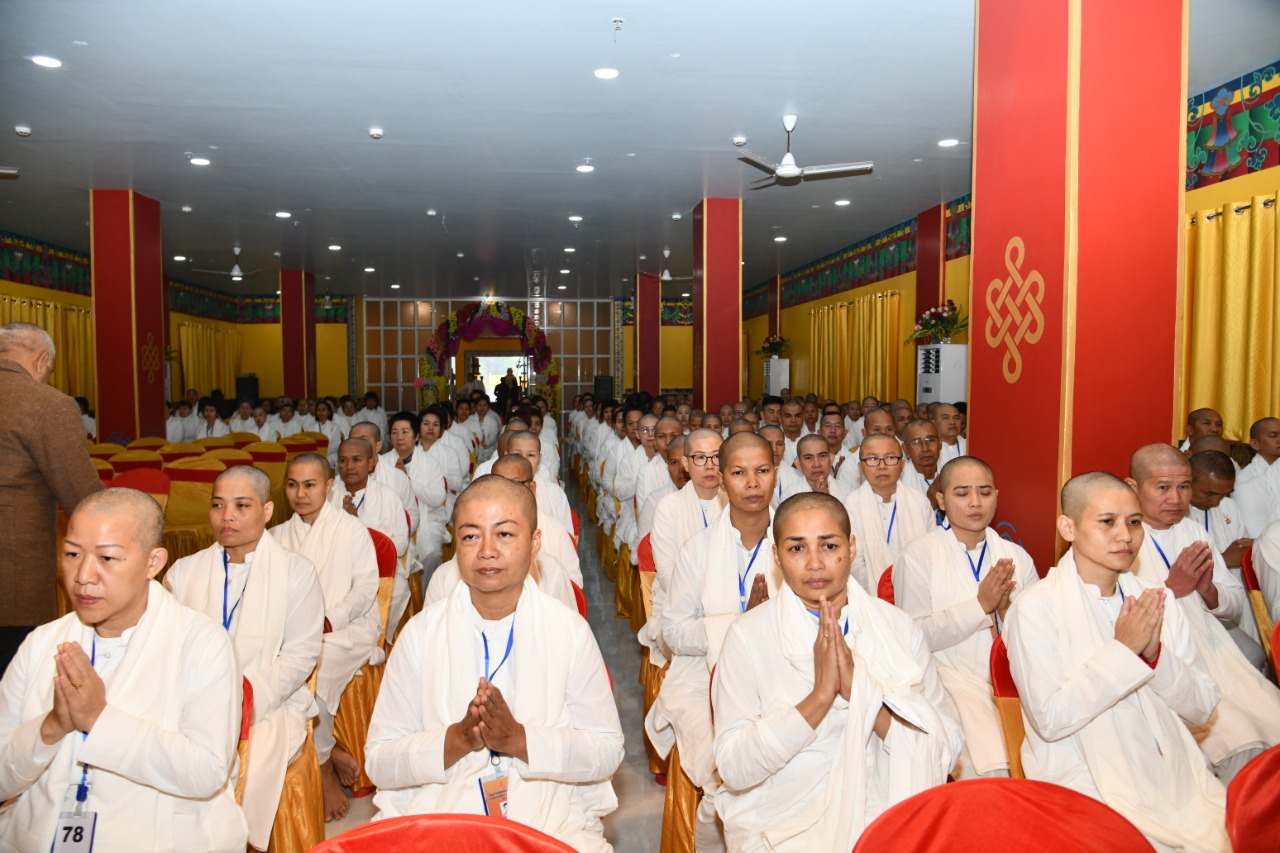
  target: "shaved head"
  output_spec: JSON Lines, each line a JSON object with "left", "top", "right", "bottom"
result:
{"left": 773, "top": 491, "right": 851, "bottom": 540}
{"left": 721, "top": 430, "right": 772, "bottom": 466}
{"left": 286, "top": 451, "right": 331, "bottom": 480}
{"left": 492, "top": 453, "right": 534, "bottom": 481}
{"left": 687, "top": 428, "right": 724, "bottom": 450}
{"left": 1061, "top": 470, "right": 1132, "bottom": 520}
{"left": 79, "top": 488, "right": 165, "bottom": 550}
{"left": 1129, "top": 443, "right": 1189, "bottom": 483}
{"left": 1188, "top": 435, "right": 1230, "bottom": 456}
{"left": 455, "top": 474, "right": 537, "bottom": 530}
{"left": 1250, "top": 417, "right": 1280, "bottom": 440}
{"left": 339, "top": 437, "right": 373, "bottom": 458}
{"left": 934, "top": 456, "right": 994, "bottom": 494}
{"left": 508, "top": 430, "right": 541, "bottom": 451}
{"left": 864, "top": 409, "right": 893, "bottom": 429}
{"left": 1190, "top": 449, "right": 1236, "bottom": 482}
{"left": 349, "top": 421, "right": 381, "bottom": 443}
{"left": 860, "top": 433, "right": 899, "bottom": 455}
{"left": 757, "top": 425, "right": 784, "bottom": 438}
{"left": 213, "top": 464, "right": 272, "bottom": 503}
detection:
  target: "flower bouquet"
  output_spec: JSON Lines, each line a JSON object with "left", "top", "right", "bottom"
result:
{"left": 752, "top": 334, "right": 790, "bottom": 358}
{"left": 906, "top": 300, "right": 968, "bottom": 344}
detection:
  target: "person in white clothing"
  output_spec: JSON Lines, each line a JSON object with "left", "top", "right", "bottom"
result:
{"left": 387, "top": 412, "right": 448, "bottom": 583}
{"left": 352, "top": 393, "right": 387, "bottom": 430}
{"left": 1188, "top": 449, "right": 1252, "bottom": 569}
{"left": 271, "top": 453, "right": 381, "bottom": 822}
{"left": 1233, "top": 416, "right": 1280, "bottom": 537}
{"left": 196, "top": 400, "right": 230, "bottom": 439}
{"left": 782, "top": 434, "right": 852, "bottom": 504}
{"left": 639, "top": 432, "right": 687, "bottom": 542}
{"left": 350, "top": 422, "right": 420, "bottom": 545}
{"left": 491, "top": 454, "right": 581, "bottom": 588}
{"left": 1255, "top": 519, "right": 1280, "bottom": 621}
{"left": 507, "top": 431, "right": 576, "bottom": 537}
{"left": 894, "top": 457, "right": 1039, "bottom": 779}
{"left": 418, "top": 405, "right": 467, "bottom": 517}
{"left": 1237, "top": 417, "right": 1279, "bottom": 487}
{"left": 932, "top": 404, "right": 966, "bottom": 464}
{"left": 274, "top": 403, "right": 304, "bottom": 440}
{"left": 760, "top": 426, "right": 801, "bottom": 510}
{"left": 714, "top": 492, "right": 961, "bottom": 852}
{"left": 365, "top": 476, "right": 623, "bottom": 851}
{"left": 649, "top": 432, "right": 781, "bottom": 852}
{"left": 293, "top": 398, "right": 318, "bottom": 432}
{"left": 164, "top": 466, "right": 324, "bottom": 850}
{"left": 312, "top": 399, "right": 343, "bottom": 467}
{"left": 475, "top": 395, "right": 501, "bottom": 462}
{"left": 1126, "top": 443, "right": 1280, "bottom": 782}
{"left": 227, "top": 399, "right": 256, "bottom": 433}
{"left": 819, "top": 411, "right": 858, "bottom": 488}
{"left": 840, "top": 434, "right": 935, "bottom": 596}
{"left": 249, "top": 407, "right": 279, "bottom": 442}
{"left": 1179, "top": 407, "right": 1225, "bottom": 451}
{"left": 779, "top": 400, "right": 806, "bottom": 467}
{"left": 1006, "top": 472, "right": 1229, "bottom": 852}
{"left": 899, "top": 419, "right": 942, "bottom": 499}
{"left": 637, "top": 417, "right": 683, "bottom": 521}
{"left": 167, "top": 400, "right": 193, "bottom": 443}
{"left": 0, "top": 488, "right": 247, "bottom": 853}
{"left": 180, "top": 389, "right": 203, "bottom": 440}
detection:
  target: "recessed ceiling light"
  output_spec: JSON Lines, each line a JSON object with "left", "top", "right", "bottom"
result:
{"left": 557, "top": 285, "right": 567, "bottom": 290}
{"left": 639, "top": 254, "right": 647, "bottom": 260}
{"left": 31, "top": 56, "right": 62, "bottom": 68}
{"left": 560, "top": 268, "right": 571, "bottom": 274}
{"left": 593, "top": 68, "right": 619, "bottom": 80}
{"left": 275, "top": 211, "right": 291, "bottom": 218}
{"left": 912, "top": 158, "right": 924, "bottom": 163}
{"left": 189, "top": 157, "right": 211, "bottom": 166}
{"left": 834, "top": 199, "right": 851, "bottom": 206}
{"left": 181, "top": 205, "right": 193, "bottom": 213}
{"left": 364, "top": 266, "right": 375, "bottom": 273}
{"left": 670, "top": 53, "right": 681, "bottom": 59}
{"left": 173, "top": 255, "right": 186, "bottom": 262}
{"left": 937, "top": 138, "right": 960, "bottom": 147}
{"left": 426, "top": 208, "right": 437, "bottom": 217}
{"left": 671, "top": 213, "right": 682, "bottom": 221}
{"left": 626, "top": 152, "right": 636, "bottom": 157}
{"left": 456, "top": 251, "right": 465, "bottom": 258}
{"left": 621, "top": 277, "right": 629, "bottom": 282}
{"left": 774, "top": 236, "right": 787, "bottom": 242}
{"left": 232, "top": 275, "right": 243, "bottom": 282}
{"left": 390, "top": 284, "right": 400, "bottom": 289}
{"left": 681, "top": 292, "right": 690, "bottom": 297}
{"left": 568, "top": 215, "right": 583, "bottom": 222}
{"left": 576, "top": 158, "right": 595, "bottom": 173}
{"left": 473, "top": 276, "right": 480, "bottom": 281}
{"left": 273, "top": 252, "right": 281, "bottom": 257}
{"left": 328, "top": 244, "right": 341, "bottom": 251}
{"left": 564, "top": 247, "right": 576, "bottom": 253}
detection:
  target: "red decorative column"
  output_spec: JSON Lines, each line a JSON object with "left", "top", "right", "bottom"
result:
{"left": 765, "top": 274, "right": 782, "bottom": 338}
{"left": 969, "top": 0, "right": 1185, "bottom": 566}
{"left": 635, "top": 271, "right": 662, "bottom": 395}
{"left": 90, "top": 190, "right": 166, "bottom": 439}
{"left": 692, "top": 198, "right": 743, "bottom": 409}
{"left": 915, "top": 203, "right": 945, "bottom": 310}
{"left": 280, "top": 269, "right": 316, "bottom": 400}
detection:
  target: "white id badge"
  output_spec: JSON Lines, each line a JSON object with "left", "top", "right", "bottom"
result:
{"left": 50, "top": 811, "right": 96, "bottom": 852}
{"left": 478, "top": 765, "right": 510, "bottom": 818}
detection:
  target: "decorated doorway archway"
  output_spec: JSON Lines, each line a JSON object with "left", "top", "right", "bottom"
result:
{"left": 417, "top": 300, "right": 559, "bottom": 414}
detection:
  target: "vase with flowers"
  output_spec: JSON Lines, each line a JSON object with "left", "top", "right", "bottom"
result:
{"left": 752, "top": 334, "right": 790, "bottom": 358}
{"left": 906, "top": 300, "right": 968, "bottom": 344}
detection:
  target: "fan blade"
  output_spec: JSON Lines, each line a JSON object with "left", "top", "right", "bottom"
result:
{"left": 191, "top": 268, "right": 231, "bottom": 275}
{"left": 737, "top": 150, "right": 779, "bottom": 175}
{"left": 800, "top": 160, "right": 874, "bottom": 178}
{"left": 748, "top": 178, "right": 778, "bottom": 190}
{"left": 241, "top": 269, "right": 264, "bottom": 277}
{"left": 749, "top": 174, "right": 777, "bottom": 186}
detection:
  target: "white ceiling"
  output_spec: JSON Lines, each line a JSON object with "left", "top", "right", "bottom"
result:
{"left": 0, "top": 0, "right": 1276, "bottom": 302}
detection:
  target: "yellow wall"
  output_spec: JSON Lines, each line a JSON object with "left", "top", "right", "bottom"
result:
{"left": 660, "top": 326, "right": 693, "bottom": 390}
{"left": 622, "top": 325, "right": 634, "bottom": 393}
{"left": 942, "top": 257, "right": 972, "bottom": 345}
{"left": 0, "top": 278, "right": 92, "bottom": 310}
{"left": 235, "top": 323, "right": 283, "bottom": 397}
{"left": 742, "top": 314, "right": 770, "bottom": 400}
{"left": 316, "top": 324, "right": 349, "bottom": 399}
{"left": 1185, "top": 167, "right": 1280, "bottom": 212}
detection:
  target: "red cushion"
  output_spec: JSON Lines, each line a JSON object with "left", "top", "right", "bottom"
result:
{"left": 1228, "top": 744, "right": 1280, "bottom": 852}
{"left": 877, "top": 567, "right": 895, "bottom": 604}
{"left": 1241, "top": 546, "right": 1260, "bottom": 593}
{"left": 638, "top": 534, "right": 656, "bottom": 573}
{"left": 239, "top": 678, "right": 253, "bottom": 741}
{"left": 310, "top": 813, "right": 577, "bottom": 852}
{"left": 854, "top": 778, "right": 1151, "bottom": 852}
{"left": 572, "top": 582, "right": 587, "bottom": 619}
{"left": 369, "top": 529, "right": 398, "bottom": 579}
{"left": 990, "top": 635, "right": 1018, "bottom": 699}
{"left": 570, "top": 507, "right": 582, "bottom": 539}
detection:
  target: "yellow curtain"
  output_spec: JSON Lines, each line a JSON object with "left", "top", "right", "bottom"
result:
{"left": 809, "top": 291, "right": 900, "bottom": 402}
{"left": 0, "top": 294, "right": 95, "bottom": 402}
{"left": 1185, "top": 196, "right": 1278, "bottom": 441}
{"left": 178, "top": 321, "right": 242, "bottom": 398}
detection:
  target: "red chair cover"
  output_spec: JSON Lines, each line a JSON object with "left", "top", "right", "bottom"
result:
{"left": 240, "top": 678, "right": 254, "bottom": 741}
{"left": 1227, "top": 743, "right": 1280, "bottom": 852}
{"left": 110, "top": 468, "right": 172, "bottom": 497}
{"left": 638, "top": 534, "right": 656, "bottom": 573}
{"left": 309, "top": 813, "right": 576, "bottom": 852}
{"left": 853, "top": 778, "right": 1152, "bottom": 852}
{"left": 877, "top": 567, "right": 894, "bottom": 604}
{"left": 1241, "top": 545, "right": 1260, "bottom": 592}
{"left": 570, "top": 507, "right": 582, "bottom": 540}
{"left": 369, "top": 529, "right": 398, "bottom": 579}
{"left": 990, "top": 635, "right": 1017, "bottom": 699}
{"left": 572, "top": 581, "right": 588, "bottom": 619}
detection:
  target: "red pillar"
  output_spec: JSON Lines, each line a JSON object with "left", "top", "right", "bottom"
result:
{"left": 969, "top": 0, "right": 1185, "bottom": 566}
{"left": 90, "top": 190, "right": 166, "bottom": 440}
{"left": 765, "top": 275, "right": 782, "bottom": 338}
{"left": 692, "top": 198, "right": 743, "bottom": 409}
{"left": 915, "top": 203, "right": 945, "bottom": 310}
{"left": 280, "top": 269, "right": 316, "bottom": 400}
{"left": 635, "top": 271, "right": 662, "bottom": 395}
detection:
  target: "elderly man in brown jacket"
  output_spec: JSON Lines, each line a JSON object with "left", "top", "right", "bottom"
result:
{"left": 0, "top": 322, "right": 102, "bottom": 673}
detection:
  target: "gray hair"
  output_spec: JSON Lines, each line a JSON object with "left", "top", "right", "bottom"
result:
{"left": 0, "top": 322, "right": 55, "bottom": 358}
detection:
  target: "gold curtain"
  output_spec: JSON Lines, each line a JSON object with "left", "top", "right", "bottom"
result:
{"left": 0, "top": 294, "right": 95, "bottom": 402}
{"left": 808, "top": 290, "right": 900, "bottom": 402}
{"left": 178, "top": 321, "right": 242, "bottom": 397}
{"left": 1185, "top": 196, "right": 1278, "bottom": 440}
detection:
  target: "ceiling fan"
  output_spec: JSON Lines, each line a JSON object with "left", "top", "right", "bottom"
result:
{"left": 738, "top": 114, "right": 873, "bottom": 188}
{"left": 192, "top": 246, "right": 263, "bottom": 281}
{"left": 660, "top": 248, "right": 692, "bottom": 282}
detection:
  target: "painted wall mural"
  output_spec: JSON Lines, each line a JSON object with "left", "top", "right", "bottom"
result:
{"left": 1187, "top": 59, "right": 1280, "bottom": 189}
{"left": 780, "top": 218, "right": 918, "bottom": 309}
{"left": 945, "top": 194, "right": 972, "bottom": 261}
{"left": 0, "top": 231, "right": 91, "bottom": 295}
{"left": 742, "top": 285, "right": 769, "bottom": 320}
{"left": 619, "top": 298, "right": 694, "bottom": 326}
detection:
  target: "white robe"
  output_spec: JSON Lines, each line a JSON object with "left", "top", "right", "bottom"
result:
{"left": 166, "top": 415, "right": 189, "bottom": 444}
{"left": 713, "top": 578, "right": 961, "bottom": 853}
{"left": 328, "top": 480, "right": 408, "bottom": 559}
{"left": 352, "top": 406, "right": 388, "bottom": 429}
{"left": 777, "top": 467, "right": 852, "bottom": 506}
{"left": 423, "top": 551, "right": 576, "bottom": 613}
{"left": 649, "top": 509, "right": 781, "bottom": 789}
{"left": 937, "top": 435, "right": 966, "bottom": 464}
{"left": 196, "top": 418, "right": 231, "bottom": 439}
{"left": 372, "top": 454, "right": 421, "bottom": 539}
{"left": 365, "top": 578, "right": 623, "bottom": 852}
{"left": 274, "top": 418, "right": 303, "bottom": 439}
{"left": 313, "top": 419, "right": 342, "bottom": 467}
{"left": 894, "top": 527, "right": 1039, "bottom": 775}
{"left": 1234, "top": 454, "right": 1271, "bottom": 487}
{"left": 898, "top": 460, "right": 938, "bottom": 499}
{"left": 393, "top": 447, "right": 449, "bottom": 559}
{"left": 534, "top": 507, "right": 582, "bottom": 587}
{"left": 1132, "top": 519, "right": 1280, "bottom": 767}
{"left": 0, "top": 583, "right": 246, "bottom": 853}
{"left": 830, "top": 447, "right": 859, "bottom": 488}
{"left": 1233, "top": 459, "right": 1280, "bottom": 537}
{"left": 1255, "top": 519, "right": 1280, "bottom": 621}
{"left": 248, "top": 422, "right": 280, "bottom": 442}
{"left": 841, "top": 482, "right": 936, "bottom": 597}
{"left": 164, "top": 536, "right": 325, "bottom": 849}
{"left": 1187, "top": 498, "right": 1248, "bottom": 562}
{"left": 271, "top": 501, "right": 383, "bottom": 710}
{"left": 638, "top": 480, "right": 676, "bottom": 543}
{"left": 534, "top": 469, "right": 576, "bottom": 539}
{"left": 1005, "top": 550, "right": 1229, "bottom": 852}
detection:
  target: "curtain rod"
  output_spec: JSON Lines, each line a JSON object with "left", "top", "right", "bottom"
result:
{"left": 807, "top": 291, "right": 901, "bottom": 312}
{"left": 1189, "top": 196, "right": 1275, "bottom": 224}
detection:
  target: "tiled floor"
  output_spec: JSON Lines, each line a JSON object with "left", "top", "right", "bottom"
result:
{"left": 325, "top": 480, "right": 666, "bottom": 851}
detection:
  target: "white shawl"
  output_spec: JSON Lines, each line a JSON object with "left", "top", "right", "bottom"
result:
{"left": 842, "top": 482, "right": 934, "bottom": 595}
{"left": 424, "top": 553, "right": 577, "bottom": 613}
{"left": 700, "top": 508, "right": 781, "bottom": 669}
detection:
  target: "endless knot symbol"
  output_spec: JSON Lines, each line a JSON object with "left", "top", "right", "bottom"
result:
{"left": 984, "top": 236, "right": 1045, "bottom": 384}
{"left": 139, "top": 333, "right": 162, "bottom": 384}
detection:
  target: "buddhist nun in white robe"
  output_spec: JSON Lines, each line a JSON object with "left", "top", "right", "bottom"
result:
{"left": 1127, "top": 445, "right": 1280, "bottom": 782}
{"left": 1186, "top": 449, "right": 1251, "bottom": 575}
{"left": 1006, "top": 472, "right": 1228, "bottom": 853}
{"left": 348, "top": 422, "right": 420, "bottom": 542}
{"left": 649, "top": 433, "right": 781, "bottom": 851}
{"left": 506, "top": 431, "right": 576, "bottom": 535}
{"left": 165, "top": 467, "right": 325, "bottom": 850}
{"left": 386, "top": 412, "right": 449, "bottom": 578}
{"left": 365, "top": 476, "right": 623, "bottom": 852}
{"left": 779, "top": 435, "right": 854, "bottom": 506}
{"left": 894, "top": 458, "right": 1039, "bottom": 778}
{"left": 271, "top": 453, "right": 382, "bottom": 819}
{"left": 714, "top": 493, "right": 961, "bottom": 853}
{"left": 0, "top": 489, "right": 247, "bottom": 853}
{"left": 1255, "top": 519, "right": 1280, "bottom": 620}
{"left": 841, "top": 434, "right": 935, "bottom": 596}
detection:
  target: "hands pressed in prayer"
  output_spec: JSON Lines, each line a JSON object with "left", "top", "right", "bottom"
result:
{"left": 341, "top": 494, "right": 359, "bottom": 517}
{"left": 1115, "top": 588, "right": 1164, "bottom": 663}
{"left": 1164, "top": 540, "right": 1213, "bottom": 599}
{"left": 745, "top": 574, "right": 770, "bottom": 611}
{"left": 1220, "top": 537, "right": 1252, "bottom": 569}
{"left": 41, "top": 643, "right": 106, "bottom": 744}
{"left": 800, "top": 597, "right": 847, "bottom": 728}
{"left": 977, "top": 558, "right": 1016, "bottom": 615}
{"left": 476, "top": 678, "right": 529, "bottom": 764}
{"left": 443, "top": 691, "right": 486, "bottom": 768}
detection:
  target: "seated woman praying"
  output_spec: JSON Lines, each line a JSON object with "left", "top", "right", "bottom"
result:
{"left": 364, "top": 475, "right": 624, "bottom": 852}
{"left": 712, "top": 492, "right": 961, "bottom": 853}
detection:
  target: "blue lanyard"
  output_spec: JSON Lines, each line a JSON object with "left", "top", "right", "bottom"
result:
{"left": 1149, "top": 533, "right": 1172, "bottom": 569}
{"left": 885, "top": 502, "right": 898, "bottom": 544}
{"left": 74, "top": 639, "right": 97, "bottom": 804}
{"left": 355, "top": 492, "right": 366, "bottom": 512}
{"left": 483, "top": 622, "right": 515, "bottom": 683}
{"left": 806, "top": 609, "right": 850, "bottom": 635}
{"left": 966, "top": 541, "right": 989, "bottom": 583}
{"left": 701, "top": 506, "right": 709, "bottom": 528}
{"left": 221, "top": 551, "right": 245, "bottom": 632}
{"left": 1202, "top": 511, "right": 1210, "bottom": 533}
{"left": 738, "top": 538, "right": 765, "bottom": 612}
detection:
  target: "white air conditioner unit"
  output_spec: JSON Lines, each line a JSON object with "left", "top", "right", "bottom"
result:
{"left": 763, "top": 357, "right": 790, "bottom": 396}
{"left": 916, "top": 344, "right": 967, "bottom": 404}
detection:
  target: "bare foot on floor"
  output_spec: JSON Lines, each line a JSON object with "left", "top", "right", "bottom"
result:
{"left": 320, "top": 759, "right": 350, "bottom": 822}
{"left": 331, "top": 745, "right": 361, "bottom": 788}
